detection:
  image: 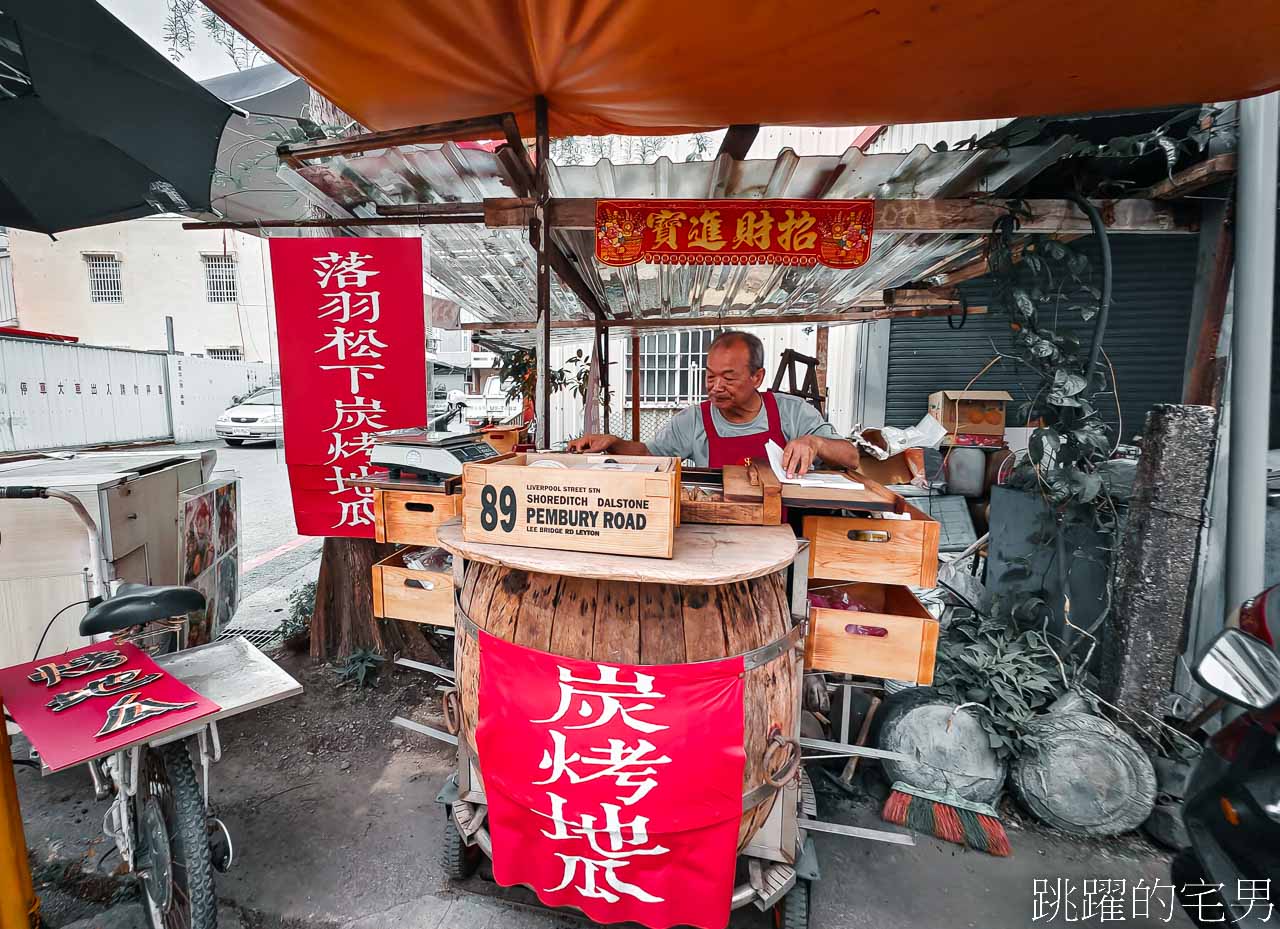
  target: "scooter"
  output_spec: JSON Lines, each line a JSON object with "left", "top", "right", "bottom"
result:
{"left": 1175, "top": 586, "right": 1280, "bottom": 928}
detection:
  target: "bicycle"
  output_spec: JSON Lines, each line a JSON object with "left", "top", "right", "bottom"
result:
{"left": 4, "top": 485, "right": 233, "bottom": 929}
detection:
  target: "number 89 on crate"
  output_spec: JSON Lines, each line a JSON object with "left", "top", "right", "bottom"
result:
{"left": 461, "top": 453, "right": 680, "bottom": 559}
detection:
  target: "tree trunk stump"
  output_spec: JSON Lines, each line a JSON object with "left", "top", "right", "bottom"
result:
{"left": 310, "top": 537, "right": 442, "bottom": 664}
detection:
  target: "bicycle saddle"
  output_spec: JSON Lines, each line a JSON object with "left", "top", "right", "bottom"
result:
{"left": 79, "top": 583, "right": 207, "bottom": 636}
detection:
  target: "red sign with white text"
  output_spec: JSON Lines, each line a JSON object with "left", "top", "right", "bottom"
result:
{"left": 595, "top": 198, "right": 875, "bottom": 269}
{"left": 0, "top": 642, "right": 219, "bottom": 772}
{"left": 269, "top": 238, "right": 426, "bottom": 536}
{"left": 476, "top": 632, "right": 745, "bottom": 929}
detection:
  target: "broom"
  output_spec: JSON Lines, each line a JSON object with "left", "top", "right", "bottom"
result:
{"left": 882, "top": 781, "right": 1011, "bottom": 856}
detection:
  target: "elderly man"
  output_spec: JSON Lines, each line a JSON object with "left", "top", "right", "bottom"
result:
{"left": 568, "top": 331, "right": 859, "bottom": 477}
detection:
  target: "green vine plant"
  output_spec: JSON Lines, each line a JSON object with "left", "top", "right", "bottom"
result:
{"left": 932, "top": 214, "right": 1118, "bottom": 759}
{"left": 497, "top": 348, "right": 611, "bottom": 409}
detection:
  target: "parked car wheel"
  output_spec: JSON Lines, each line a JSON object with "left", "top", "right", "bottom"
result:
{"left": 224, "top": 439, "right": 244, "bottom": 447}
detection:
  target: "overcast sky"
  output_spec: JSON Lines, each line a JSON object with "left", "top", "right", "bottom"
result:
{"left": 100, "top": 0, "right": 259, "bottom": 81}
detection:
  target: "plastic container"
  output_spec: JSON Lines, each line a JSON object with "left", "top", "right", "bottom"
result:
{"left": 944, "top": 446, "right": 987, "bottom": 498}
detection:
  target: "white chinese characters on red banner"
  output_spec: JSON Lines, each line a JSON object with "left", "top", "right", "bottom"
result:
{"left": 269, "top": 238, "right": 426, "bottom": 537}
{"left": 476, "top": 632, "right": 746, "bottom": 929}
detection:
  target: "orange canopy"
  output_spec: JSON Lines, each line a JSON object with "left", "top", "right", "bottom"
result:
{"left": 205, "top": 0, "right": 1280, "bottom": 136}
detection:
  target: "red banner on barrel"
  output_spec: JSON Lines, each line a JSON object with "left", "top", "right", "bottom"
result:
{"left": 269, "top": 238, "right": 426, "bottom": 537}
{"left": 476, "top": 631, "right": 746, "bottom": 929}
{"left": 595, "top": 198, "right": 874, "bottom": 269}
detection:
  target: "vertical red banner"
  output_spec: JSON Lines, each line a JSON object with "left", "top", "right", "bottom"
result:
{"left": 476, "top": 632, "right": 746, "bottom": 929}
{"left": 269, "top": 238, "right": 426, "bottom": 537}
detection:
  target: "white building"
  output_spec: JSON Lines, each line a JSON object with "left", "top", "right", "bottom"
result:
{"left": 7, "top": 217, "right": 274, "bottom": 362}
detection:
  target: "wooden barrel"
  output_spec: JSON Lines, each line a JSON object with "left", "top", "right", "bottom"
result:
{"left": 456, "top": 560, "right": 798, "bottom": 850}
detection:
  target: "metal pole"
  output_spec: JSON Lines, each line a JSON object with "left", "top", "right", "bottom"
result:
{"left": 533, "top": 96, "right": 551, "bottom": 449}
{"left": 631, "top": 333, "right": 641, "bottom": 442}
{"left": 599, "top": 325, "right": 611, "bottom": 429}
{"left": 1226, "top": 91, "right": 1278, "bottom": 611}
{"left": 0, "top": 697, "right": 38, "bottom": 929}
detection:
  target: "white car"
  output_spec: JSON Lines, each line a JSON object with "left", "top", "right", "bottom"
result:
{"left": 215, "top": 388, "right": 283, "bottom": 446}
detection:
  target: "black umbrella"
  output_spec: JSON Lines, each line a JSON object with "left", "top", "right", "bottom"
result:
{"left": 0, "top": 0, "right": 232, "bottom": 233}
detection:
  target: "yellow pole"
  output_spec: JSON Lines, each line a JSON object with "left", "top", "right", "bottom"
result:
{"left": 0, "top": 695, "right": 39, "bottom": 929}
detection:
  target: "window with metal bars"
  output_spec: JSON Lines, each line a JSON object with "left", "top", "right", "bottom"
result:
{"left": 625, "top": 329, "right": 719, "bottom": 406}
{"left": 206, "top": 347, "right": 244, "bottom": 362}
{"left": 202, "top": 254, "right": 238, "bottom": 303}
{"left": 84, "top": 254, "right": 123, "bottom": 303}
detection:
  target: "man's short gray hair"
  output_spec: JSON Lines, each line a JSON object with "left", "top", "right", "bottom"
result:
{"left": 709, "top": 330, "right": 765, "bottom": 372}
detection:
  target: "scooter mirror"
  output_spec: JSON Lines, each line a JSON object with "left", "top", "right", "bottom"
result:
{"left": 1194, "top": 628, "right": 1280, "bottom": 710}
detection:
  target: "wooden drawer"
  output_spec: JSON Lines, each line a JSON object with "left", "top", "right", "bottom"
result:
{"left": 374, "top": 490, "right": 461, "bottom": 546}
{"left": 105, "top": 472, "right": 177, "bottom": 562}
{"left": 804, "top": 580, "right": 938, "bottom": 684}
{"left": 803, "top": 507, "right": 939, "bottom": 587}
{"left": 481, "top": 426, "right": 526, "bottom": 456}
{"left": 371, "top": 548, "right": 455, "bottom": 627}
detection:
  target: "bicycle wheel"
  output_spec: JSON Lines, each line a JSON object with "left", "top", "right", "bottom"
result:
{"left": 135, "top": 742, "right": 217, "bottom": 929}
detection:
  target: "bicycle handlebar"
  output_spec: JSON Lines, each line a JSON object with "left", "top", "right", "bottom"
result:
{"left": 2, "top": 485, "right": 48, "bottom": 499}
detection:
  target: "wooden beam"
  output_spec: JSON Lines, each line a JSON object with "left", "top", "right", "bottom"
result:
{"left": 815, "top": 325, "right": 829, "bottom": 409}
{"left": 496, "top": 113, "right": 537, "bottom": 197}
{"left": 881, "top": 287, "right": 958, "bottom": 306}
{"left": 1183, "top": 196, "right": 1235, "bottom": 405}
{"left": 717, "top": 125, "right": 760, "bottom": 161}
{"left": 547, "top": 244, "right": 608, "bottom": 321}
{"left": 1138, "top": 153, "right": 1237, "bottom": 200}
{"left": 928, "top": 234, "right": 1084, "bottom": 287}
{"left": 534, "top": 96, "right": 552, "bottom": 447}
{"left": 182, "top": 214, "right": 484, "bottom": 231}
{"left": 483, "top": 197, "right": 1196, "bottom": 234}
{"left": 376, "top": 202, "right": 489, "bottom": 216}
{"left": 277, "top": 112, "right": 513, "bottom": 166}
{"left": 461, "top": 305, "right": 987, "bottom": 331}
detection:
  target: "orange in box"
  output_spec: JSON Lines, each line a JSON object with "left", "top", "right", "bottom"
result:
{"left": 927, "top": 389, "right": 1013, "bottom": 440}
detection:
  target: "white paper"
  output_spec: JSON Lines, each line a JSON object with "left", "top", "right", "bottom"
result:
{"left": 765, "top": 440, "right": 865, "bottom": 489}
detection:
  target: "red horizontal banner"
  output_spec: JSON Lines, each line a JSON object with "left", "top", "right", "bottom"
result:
{"left": 596, "top": 198, "right": 874, "bottom": 269}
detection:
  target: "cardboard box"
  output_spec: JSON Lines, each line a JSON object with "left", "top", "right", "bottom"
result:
{"left": 927, "top": 390, "right": 1012, "bottom": 439}
{"left": 462, "top": 453, "right": 679, "bottom": 558}
{"left": 854, "top": 428, "right": 926, "bottom": 486}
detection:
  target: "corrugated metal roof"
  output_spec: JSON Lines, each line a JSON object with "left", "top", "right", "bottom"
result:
{"left": 281, "top": 139, "right": 1074, "bottom": 327}
{"left": 864, "top": 119, "right": 1014, "bottom": 154}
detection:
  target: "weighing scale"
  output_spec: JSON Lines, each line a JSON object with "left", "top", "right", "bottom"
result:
{"left": 370, "top": 429, "right": 497, "bottom": 482}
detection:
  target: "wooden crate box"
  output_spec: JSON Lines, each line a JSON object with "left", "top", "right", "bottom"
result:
{"left": 374, "top": 489, "right": 461, "bottom": 546}
{"left": 371, "top": 548, "right": 455, "bottom": 627}
{"left": 804, "top": 580, "right": 939, "bottom": 684}
{"left": 462, "top": 453, "right": 679, "bottom": 558}
{"left": 679, "top": 464, "right": 783, "bottom": 526}
{"left": 803, "top": 503, "right": 940, "bottom": 587}
{"left": 480, "top": 426, "right": 527, "bottom": 456}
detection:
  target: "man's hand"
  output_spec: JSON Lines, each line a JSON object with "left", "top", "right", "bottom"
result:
{"left": 567, "top": 433, "right": 617, "bottom": 453}
{"left": 780, "top": 435, "right": 861, "bottom": 477}
{"left": 781, "top": 435, "right": 823, "bottom": 477}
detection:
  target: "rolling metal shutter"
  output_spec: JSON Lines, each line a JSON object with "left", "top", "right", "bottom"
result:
{"left": 885, "top": 235, "right": 1199, "bottom": 442}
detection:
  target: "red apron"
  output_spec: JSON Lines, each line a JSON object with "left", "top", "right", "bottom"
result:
{"left": 700, "top": 390, "right": 788, "bottom": 468}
